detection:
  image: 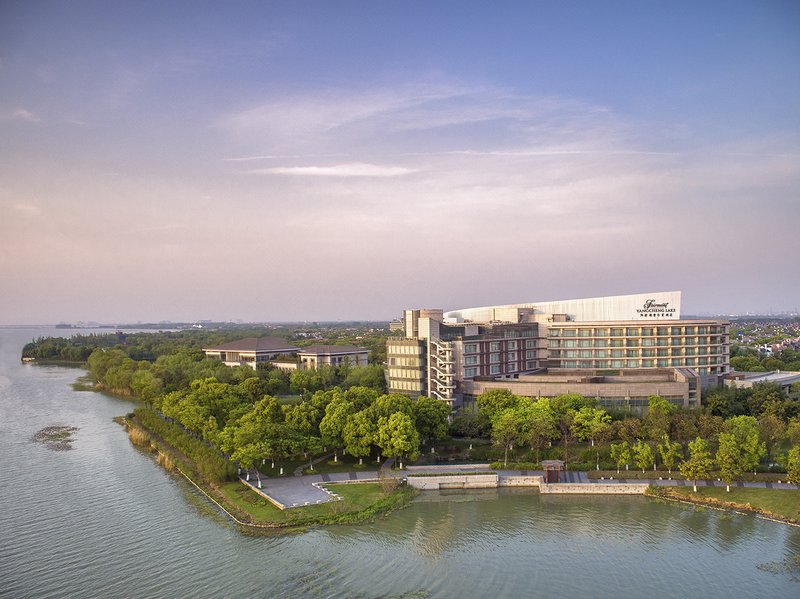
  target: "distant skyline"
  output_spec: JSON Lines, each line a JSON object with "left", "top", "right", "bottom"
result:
{"left": 2, "top": 1, "right": 799, "bottom": 324}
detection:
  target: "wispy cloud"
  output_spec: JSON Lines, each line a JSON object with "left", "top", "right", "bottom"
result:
{"left": 244, "top": 163, "right": 418, "bottom": 177}
{"left": 6, "top": 108, "right": 41, "bottom": 123}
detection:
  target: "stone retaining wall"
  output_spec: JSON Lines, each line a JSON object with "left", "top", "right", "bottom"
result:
{"left": 499, "top": 476, "right": 542, "bottom": 487}
{"left": 540, "top": 483, "right": 646, "bottom": 494}
{"left": 406, "top": 474, "right": 498, "bottom": 490}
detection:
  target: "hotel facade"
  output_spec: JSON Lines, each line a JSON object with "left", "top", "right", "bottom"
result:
{"left": 386, "top": 292, "right": 730, "bottom": 412}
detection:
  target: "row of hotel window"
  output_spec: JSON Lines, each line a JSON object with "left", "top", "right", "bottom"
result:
{"left": 464, "top": 351, "right": 537, "bottom": 365}
{"left": 464, "top": 360, "right": 725, "bottom": 377}
{"left": 550, "top": 358, "right": 724, "bottom": 368}
{"left": 464, "top": 340, "right": 536, "bottom": 353}
{"left": 550, "top": 348, "right": 723, "bottom": 358}
{"left": 550, "top": 326, "right": 725, "bottom": 337}
{"left": 464, "top": 361, "right": 539, "bottom": 377}
{"left": 550, "top": 337, "right": 723, "bottom": 348}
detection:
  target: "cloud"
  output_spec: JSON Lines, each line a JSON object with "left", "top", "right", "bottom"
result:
{"left": 243, "top": 163, "right": 418, "bottom": 177}
{"left": 6, "top": 108, "right": 40, "bottom": 123}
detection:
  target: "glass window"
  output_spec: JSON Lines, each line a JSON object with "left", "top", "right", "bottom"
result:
{"left": 641, "top": 328, "right": 654, "bottom": 336}
{"left": 595, "top": 350, "right": 608, "bottom": 358}
{"left": 657, "top": 359, "right": 668, "bottom": 367}
{"left": 507, "top": 352, "right": 517, "bottom": 361}
{"left": 579, "top": 340, "right": 592, "bottom": 347}
{"left": 564, "top": 361, "right": 577, "bottom": 368}
{"left": 526, "top": 361, "right": 536, "bottom": 369}
{"left": 563, "top": 329, "right": 576, "bottom": 337}
{"left": 526, "top": 340, "right": 537, "bottom": 348}
{"left": 526, "top": 350, "right": 536, "bottom": 359}
{"left": 579, "top": 361, "right": 593, "bottom": 369}
{"left": 465, "top": 355, "right": 479, "bottom": 365}
{"left": 671, "top": 359, "right": 682, "bottom": 366}
{"left": 507, "top": 363, "right": 517, "bottom": 372}
{"left": 594, "top": 328, "right": 609, "bottom": 336}
{"left": 610, "top": 339, "right": 623, "bottom": 347}
{"left": 642, "top": 338, "right": 654, "bottom": 347}
{"left": 642, "top": 359, "right": 654, "bottom": 367}
{"left": 508, "top": 340, "right": 517, "bottom": 350}
{"left": 563, "top": 340, "right": 577, "bottom": 348}
{"left": 684, "top": 326, "right": 695, "bottom": 335}
{"left": 627, "top": 360, "right": 638, "bottom": 368}
{"left": 490, "top": 365, "right": 501, "bottom": 374}
{"left": 626, "top": 350, "right": 639, "bottom": 358}
{"left": 550, "top": 329, "right": 561, "bottom": 337}
{"left": 671, "top": 327, "right": 681, "bottom": 336}
{"left": 611, "top": 360, "right": 624, "bottom": 368}
{"left": 490, "top": 353, "right": 501, "bottom": 363}
{"left": 626, "top": 328, "right": 639, "bottom": 336}
{"left": 464, "top": 367, "right": 478, "bottom": 377}
{"left": 489, "top": 342, "right": 501, "bottom": 351}
{"left": 671, "top": 348, "right": 682, "bottom": 356}
{"left": 642, "top": 349, "right": 655, "bottom": 357}
{"left": 465, "top": 344, "right": 477, "bottom": 353}
{"left": 626, "top": 339, "right": 639, "bottom": 347}
{"left": 611, "top": 328, "right": 623, "bottom": 337}
{"left": 657, "top": 349, "right": 669, "bottom": 357}
{"left": 595, "top": 339, "right": 608, "bottom": 348}
{"left": 611, "top": 349, "right": 624, "bottom": 358}
{"left": 580, "top": 350, "right": 593, "bottom": 358}
{"left": 657, "top": 327, "right": 669, "bottom": 336}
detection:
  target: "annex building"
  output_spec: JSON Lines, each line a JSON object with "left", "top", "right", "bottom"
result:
{"left": 203, "top": 338, "right": 369, "bottom": 371}
{"left": 386, "top": 291, "right": 730, "bottom": 411}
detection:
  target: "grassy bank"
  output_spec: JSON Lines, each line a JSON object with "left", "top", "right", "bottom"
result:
{"left": 123, "top": 415, "right": 416, "bottom": 530}
{"left": 218, "top": 481, "right": 417, "bottom": 528}
{"left": 648, "top": 486, "right": 800, "bottom": 525}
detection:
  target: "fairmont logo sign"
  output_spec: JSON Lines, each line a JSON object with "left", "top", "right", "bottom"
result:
{"left": 636, "top": 299, "right": 677, "bottom": 318}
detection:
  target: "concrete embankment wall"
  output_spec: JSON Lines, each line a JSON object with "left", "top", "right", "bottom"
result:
{"left": 406, "top": 473, "right": 647, "bottom": 494}
{"left": 407, "top": 474, "right": 498, "bottom": 490}
{"left": 499, "top": 476, "right": 542, "bottom": 487}
{"left": 540, "top": 483, "right": 646, "bottom": 494}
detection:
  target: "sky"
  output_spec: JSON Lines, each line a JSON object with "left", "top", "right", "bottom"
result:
{"left": 1, "top": 1, "right": 799, "bottom": 324}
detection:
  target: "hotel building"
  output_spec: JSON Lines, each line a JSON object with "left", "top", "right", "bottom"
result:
{"left": 386, "top": 292, "right": 730, "bottom": 411}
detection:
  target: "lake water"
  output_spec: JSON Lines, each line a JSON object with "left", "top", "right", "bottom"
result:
{"left": 0, "top": 327, "right": 798, "bottom": 598}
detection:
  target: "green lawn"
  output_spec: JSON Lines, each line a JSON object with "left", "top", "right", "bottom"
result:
{"left": 661, "top": 486, "right": 800, "bottom": 523}
{"left": 217, "top": 481, "right": 401, "bottom": 526}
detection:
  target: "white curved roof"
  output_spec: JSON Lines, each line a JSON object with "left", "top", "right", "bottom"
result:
{"left": 444, "top": 291, "right": 682, "bottom": 323}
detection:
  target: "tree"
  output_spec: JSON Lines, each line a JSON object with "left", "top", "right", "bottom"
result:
{"left": 572, "top": 406, "right": 612, "bottom": 470}
{"left": 633, "top": 440, "right": 654, "bottom": 473}
{"left": 377, "top": 412, "right": 419, "bottom": 469}
{"left": 610, "top": 442, "right": 631, "bottom": 474}
{"left": 412, "top": 396, "right": 450, "bottom": 448}
{"left": 283, "top": 401, "right": 320, "bottom": 435}
{"left": 644, "top": 395, "right": 676, "bottom": 446}
{"left": 758, "top": 414, "right": 785, "bottom": 465}
{"left": 680, "top": 437, "right": 713, "bottom": 492}
{"left": 319, "top": 397, "right": 355, "bottom": 462}
{"left": 726, "top": 415, "right": 767, "bottom": 475}
{"left": 787, "top": 446, "right": 800, "bottom": 485}
{"left": 343, "top": 411, "right": 376, "bottom": 465}
{"left": 518, "top": 398, "right": 558, "bottom": 464}
{"left": 716, "top": 433, "right": 740, "bottom": 493}
{"left": 550, "top": 393, "right": 593, "bottom": 467}
{"left": 476, "top": 389, "right": 520, "bottom": 422}
{"left": 491, "top": 408, "right": 521, "bottom": 468}
{"left": 658, "top": 434, "right": 683, "bottom": 475}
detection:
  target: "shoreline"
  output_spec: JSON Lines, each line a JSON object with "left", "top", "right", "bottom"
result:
{"left": 647, "top": 486, "right": 800, "bottom": 528}
{"left": 121, "top": 415, "right": 417, "bottom": 532}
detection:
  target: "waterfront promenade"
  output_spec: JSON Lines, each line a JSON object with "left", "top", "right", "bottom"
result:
{"left": 239, "top": 463, "right": 800, "bottom": 509}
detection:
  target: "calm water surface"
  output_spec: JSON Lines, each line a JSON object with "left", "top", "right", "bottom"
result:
{"left": 0, "top": 327, "right": 798, "bottom": 598}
